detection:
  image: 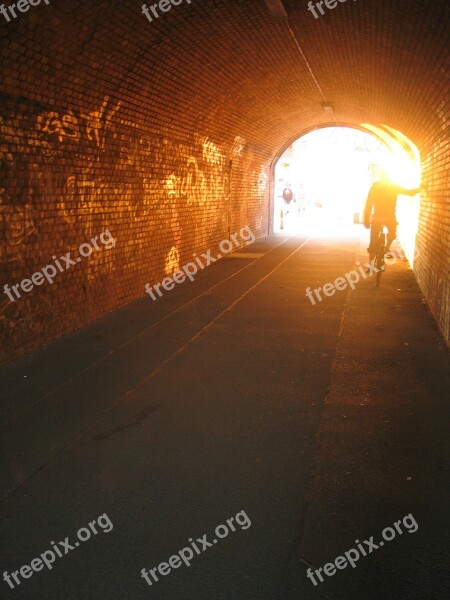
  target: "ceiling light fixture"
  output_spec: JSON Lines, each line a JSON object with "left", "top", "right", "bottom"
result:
{"left": 264, "top": 0, "right": 288, "bottom": 20}
{"left": 322, "top": 102, "right": 335, "bottom": 115}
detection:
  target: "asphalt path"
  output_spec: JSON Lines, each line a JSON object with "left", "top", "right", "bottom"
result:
{"left": 1, "top": 232, "right": 448, "bottom": 599}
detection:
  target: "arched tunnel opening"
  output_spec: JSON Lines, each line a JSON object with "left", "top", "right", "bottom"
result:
{"left": 271, "top": 125, "right": 422, "bottom": 262}
{"left": 0, "top": 1, "right": 449, "bottom": 599}
{"left": 273, "top": 127, "right": 388, "bottom": 234}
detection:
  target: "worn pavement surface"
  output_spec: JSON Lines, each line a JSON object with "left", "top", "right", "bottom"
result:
{"left": 1, "top": 231, "right": 449, "bottom": 599}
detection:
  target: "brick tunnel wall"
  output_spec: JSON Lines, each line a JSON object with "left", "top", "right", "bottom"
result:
{"left": 0, "top": 0, "right": 449, "bottom": 363}
{"left": 0, "top": 99, "right": 270, "bottom": 362}
{"left": 416, "top": 122, "right": 450, "bottom": 343}
{"left": 0, "top": 93, "right": 270, "bottom": 363}
{"left": 0, "top": 1, "right": 275, "bottom": 364}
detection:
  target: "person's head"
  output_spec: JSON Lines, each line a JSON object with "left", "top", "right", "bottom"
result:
{"left": 380, "top": 168, "right": 391, "bottom": 182}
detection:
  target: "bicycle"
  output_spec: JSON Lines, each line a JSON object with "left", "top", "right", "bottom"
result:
{"left": 374, "top": 225, "right": 388, "bottom": 287}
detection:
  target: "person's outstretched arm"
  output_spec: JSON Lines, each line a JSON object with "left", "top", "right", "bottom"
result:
{"left": 395, "top": 184, "right": 422, "bottom": 196}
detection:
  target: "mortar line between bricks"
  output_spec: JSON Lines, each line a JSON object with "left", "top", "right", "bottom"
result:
{"left": 286, "top": 21, "right": 330, "bottom": 107}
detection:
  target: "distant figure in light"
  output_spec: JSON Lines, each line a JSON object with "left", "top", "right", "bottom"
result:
{"left": 364, "top": 169, "right": 421, "bottom": 264}
{"left": 282, "top": 183, "right": 294, "bottom": 215}
{"left": 282, "top": 183, "right": 294, "bottom": 204}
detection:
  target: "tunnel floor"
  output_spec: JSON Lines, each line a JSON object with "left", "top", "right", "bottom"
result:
{"left": 1, "top": 231, "right": 449, "bottom": 600}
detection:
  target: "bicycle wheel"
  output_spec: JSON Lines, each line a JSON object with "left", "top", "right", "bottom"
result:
{"left": 375, "top": 235, "right": 385, "bottom": 288}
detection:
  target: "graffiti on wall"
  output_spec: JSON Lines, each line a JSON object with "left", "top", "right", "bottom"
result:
{"left": 230, "top": 136, "right": 246, "bottom": 158}
{"left": 35, "top": 96, "right": 122, "bottom": 149}
{"left": 0, "top": 91, "right": 261, "bottom": 359}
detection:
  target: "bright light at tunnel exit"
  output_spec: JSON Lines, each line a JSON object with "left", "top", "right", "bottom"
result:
{"left": 274, "top": 126, "right": 421, "bottom": 267}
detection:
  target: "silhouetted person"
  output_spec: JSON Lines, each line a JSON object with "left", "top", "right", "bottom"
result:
{"left": 364, "top": 169, "right": 421, "bottom": 263}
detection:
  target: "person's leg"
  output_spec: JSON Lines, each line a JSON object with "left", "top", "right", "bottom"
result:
{"left": 386, "top": 220, "right": 397, "bottom": 252}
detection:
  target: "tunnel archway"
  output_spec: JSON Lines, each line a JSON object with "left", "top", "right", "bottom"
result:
{"left": 269, "top": 123, "right": 422, "bottom": 267}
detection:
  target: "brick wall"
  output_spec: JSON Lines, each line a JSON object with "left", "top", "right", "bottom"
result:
{"left": 415, "top": 118, "right": 450, "bottom": 343}
{"left": 0, "top": 90, "right": 270, "bottom": 362}
{"left": 0, "top": 0, "right": 448, "bottom": 362}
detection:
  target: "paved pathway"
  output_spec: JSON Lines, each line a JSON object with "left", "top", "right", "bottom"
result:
{"left": 1, "top": 232, "right": 448, "bottom": 599}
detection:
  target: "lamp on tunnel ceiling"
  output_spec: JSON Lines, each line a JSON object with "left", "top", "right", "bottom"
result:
{"left": 322, "top": 102, "right": 335, "bottom": 117}
{"left": 264, "top": 0, "right": 288, "bottom": 19}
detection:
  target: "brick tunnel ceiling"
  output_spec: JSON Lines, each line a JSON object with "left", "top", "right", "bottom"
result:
{"left": 1, "top": 0, "right": 448, "bottom": 155}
